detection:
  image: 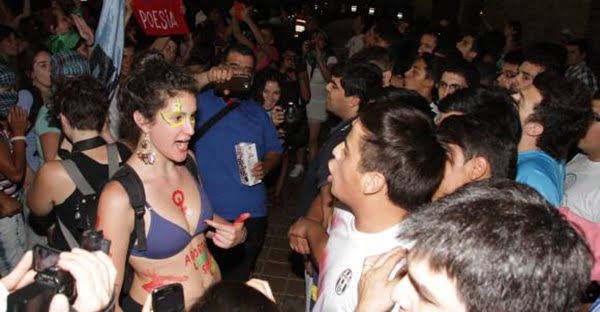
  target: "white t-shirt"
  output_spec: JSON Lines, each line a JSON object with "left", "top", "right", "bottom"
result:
{"left": 313, "top": 208, "right": 408, "bottom": 312}
{"left": 308, "top": 56, "right": 338, "bottom": 104}
{"left": 345, "top": 34, "right": 364, "bottom": 59}
{"left": 563, "top": 153, "right": 600, "bottom": 222}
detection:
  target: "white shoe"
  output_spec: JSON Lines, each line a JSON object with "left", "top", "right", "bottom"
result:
{"left": 289, "top": 164, "right": 304, "bottom": 178}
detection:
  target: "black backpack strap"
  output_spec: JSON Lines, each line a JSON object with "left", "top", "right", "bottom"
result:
{"left": 107, "top": 143, "right": 119, "bottom": 178}
{"left": 194, "top": 100, "right": 240, "bottom": 139}
{"left": 60, "top": 159, "right": 95, "bottom": 196}
{"left": 111, "top": 164, "right": 147, "bottom": 251}
{"left": 58, "top": 159, "right": 96, "bottom": 250}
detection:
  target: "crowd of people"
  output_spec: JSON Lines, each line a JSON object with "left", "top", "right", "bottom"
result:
{"left": 0, "top": 0, "right": 599, "bottom": 311}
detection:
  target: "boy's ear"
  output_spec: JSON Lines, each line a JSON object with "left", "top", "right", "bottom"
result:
{"left": 424, "top": 77, "right": 435, "bottom": 88}
{"left": 468, "top": 51, "right": 478, "bottom": 60}
{"left": 523, "top": 121, "right": 544, "bottom": 137}
{"left": 347, "top": 95, "right": 361, "bottom": 109}
{"left": 361, "top": 172, "right": 385, "bottom": 195}
{"left": 467, "top": 156, "right": 491, "bottom": 181}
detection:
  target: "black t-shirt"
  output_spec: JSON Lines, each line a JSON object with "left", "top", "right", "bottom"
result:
{"left": 52, "top": 142, "right": 131, "bottom": 251}
{"left": 296, "top": 117, "right": 356, "bottom": 216}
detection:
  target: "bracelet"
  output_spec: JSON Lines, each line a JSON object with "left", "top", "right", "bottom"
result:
{"left": 85, "top": 41, "right": 95, "bottom": 47}
{"left": 10, "top": 136, "right": 26, "bottom": 142}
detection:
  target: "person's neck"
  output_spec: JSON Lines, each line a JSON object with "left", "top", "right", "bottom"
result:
{"left": 419, "top": 88, "right": 433, "bottom": 103}
{"left": 339, "top": 110, "right": 358, "bottom": 122}
{"left": 33, "top": 81, "right": 50, "bottom": 98}
{"left": 353, "top": 197, "right": 408, "bottom": 233}
{"left": 517, "top": 137, "right": 538, "bottom": 153}
{"left": 571, "top": 60, "right": 585, "bottom": 67}
{"left": 587, "top": 152, "right": 600, "bottom": 162}
{"left": 70, "top": 129, "right": 101, "bottom": 143}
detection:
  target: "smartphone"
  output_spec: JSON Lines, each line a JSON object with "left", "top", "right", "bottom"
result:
{"left": 33, "top": 245, "right": 61, "bottom": 272}
{"left": 215, "top": 75, "right": 252, "bottom": 98}
{"left": 152, "top": 283, "right": 184, "bottom": 312}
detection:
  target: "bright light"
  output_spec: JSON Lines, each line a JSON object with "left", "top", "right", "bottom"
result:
{"left": 351, "top": 5, "right": 357, "bottom": 12}
{"left": 368, "top": 7, "right": 375, "bottom": 15}
{"left": 397, "top": 12, "right": 403, "bottom": 19}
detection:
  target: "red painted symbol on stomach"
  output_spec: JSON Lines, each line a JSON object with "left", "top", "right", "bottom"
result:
{"left": 172, "top": 190, "right": 187, "bottom": 215}
{"left": 141, "top": 270, "right": 189, "bottom": 292}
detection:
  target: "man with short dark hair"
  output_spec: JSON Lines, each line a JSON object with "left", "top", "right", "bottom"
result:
{"left": 404, "top": 54, "right": 439, "bottom": 115}
{"left": 515, "top": 72, "right": 593, "bottom": 206}
{"left": 456, "top": 32, "right": 482, "bottom": 63}
{"left": 355, "top": 179, "right": 592, "bottom": 312}
{"left": 349, "top": 46, "right": 394, "bottom": 87}
{"left": 363, "top": 19, "right": 399, "bottom": 49}
{"left": 291, "top": 88, "right": 445, "bottom": 311}
{"left": 417, "top": 31, "right": 438, "bottom": 56}
{"left": 436, "top": 59, "right": 479, "bottom": 101}
{"left": 193, "top": 43, "right": 282, "bottom": 281}
{"left": 433, "top": 87, "right": 520, "bottom": 199}
{"left": 497, "top": 51, "right": 523, "bottom": 93}
{"left": 565, "top": 38, "right": 598, "bottom": 93}
{"left": 290, "top": 62, "right": 383, "bottom": 311}
{"left": 515, "top": 43, "right": 564, "bottom": 91}
{"left": 404, "top": 55, "right": 437, "bottom": 97}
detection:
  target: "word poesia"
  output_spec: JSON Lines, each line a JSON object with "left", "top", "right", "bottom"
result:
{"left": 138, "top": 9, "right": 180, "bottom": 30}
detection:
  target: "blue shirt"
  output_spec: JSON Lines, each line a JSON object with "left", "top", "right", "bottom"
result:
{"left": 516, "top": 150, "right": 565, "bottom": 207}
{"left": 193, "top": 90, "right": 282, "bottom": 220}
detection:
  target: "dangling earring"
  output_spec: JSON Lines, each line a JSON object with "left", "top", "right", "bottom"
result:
{"left": 137, "top": 133, "right": 156, "bottom": 165}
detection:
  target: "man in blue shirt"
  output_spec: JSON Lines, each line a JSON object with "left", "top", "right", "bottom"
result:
{"left": 515, "top": 72, "right": 592, "bottom": 206}
{"left": 194, "top": 43, "right": 282, "bottom": 281}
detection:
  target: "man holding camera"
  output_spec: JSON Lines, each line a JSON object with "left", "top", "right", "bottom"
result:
{"left": 192, "top": 43, "right": 282, "bottom": 282}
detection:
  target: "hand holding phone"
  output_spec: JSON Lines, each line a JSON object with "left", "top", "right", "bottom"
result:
{"left": 152, "top": 283, "right": 185, "bottom": 312}
{"left": 214, "top": 75, "right": 252, "bottom": 98}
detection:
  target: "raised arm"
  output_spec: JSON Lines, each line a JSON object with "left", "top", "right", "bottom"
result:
{"left": 0, "top": 106, "right": 28, "bottom": 183}
{"left": 229, "top": 7, "right": 255, "bottom": 49}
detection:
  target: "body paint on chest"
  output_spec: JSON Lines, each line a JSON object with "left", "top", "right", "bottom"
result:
{"left": 172, "top": 190, "right": 188, "bottom": 215}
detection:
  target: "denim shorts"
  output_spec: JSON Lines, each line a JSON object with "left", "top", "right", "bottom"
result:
{"left": 0, "top": 213, "right": 27, "bottom": 276}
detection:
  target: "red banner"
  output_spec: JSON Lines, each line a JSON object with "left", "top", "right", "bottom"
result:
{"left": 132, "top": 0, "right": 189, "bottom": 36}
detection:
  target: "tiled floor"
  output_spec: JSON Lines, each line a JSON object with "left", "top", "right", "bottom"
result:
{"left": 253, "top": 176, "right": 307, "bottom": 311}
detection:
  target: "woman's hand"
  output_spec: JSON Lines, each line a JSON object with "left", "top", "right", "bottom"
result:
{"left": 7, "top": 106, "right": 28, "bottom": 136}
{"left": 206, "top": 213, "right": 251, "bottom": 248}
{"left": 271, "top": 106, "right": 285, "bottom": 126}
{"left": 0, "top": 251, "right": 35, "bottom": 292}
{"left": 71, "top": 14, "right": 94, "bottom": 47}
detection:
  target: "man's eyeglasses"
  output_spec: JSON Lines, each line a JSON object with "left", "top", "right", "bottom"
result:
{"left": 594, "top": 113, "right": 600, "bottom": 122}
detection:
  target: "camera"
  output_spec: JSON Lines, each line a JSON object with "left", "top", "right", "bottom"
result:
{"left": 215, "top": 75, "right": 253, "bottom": 98}
{"left": 7, "top": 230, "right": 111, "bottom": 312}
